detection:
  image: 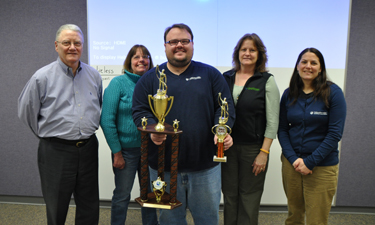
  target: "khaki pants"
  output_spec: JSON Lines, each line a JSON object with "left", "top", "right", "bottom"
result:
{"left": 281, "top": 155, "right": 338, "bottom": 225}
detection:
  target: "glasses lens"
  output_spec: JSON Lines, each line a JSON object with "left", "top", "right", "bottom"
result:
{"left": 181, "top": 39, "right": 190, "bottom": 45}
{"left": 169, "top": 40, "right": 179, "bottom": 46}
{"left": 60, "top": 41, "right": 82, "bottom": 47}
{"left": 133, "top": 55, "right": 149, "bottom": 60}
{"left": 167, "top": 39, "right": 190, "bottom": 46}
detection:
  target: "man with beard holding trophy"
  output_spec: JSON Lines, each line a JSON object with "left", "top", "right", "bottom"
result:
{"left": 132, "top": 23, "right": 235, "bottom": 225}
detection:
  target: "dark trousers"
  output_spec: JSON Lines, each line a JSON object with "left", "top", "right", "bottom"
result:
{"left": 38, "top": 135, "right": 99, "bottom": 225}
{"left": 221, "top": 144, "right": 267, "bottom": 225}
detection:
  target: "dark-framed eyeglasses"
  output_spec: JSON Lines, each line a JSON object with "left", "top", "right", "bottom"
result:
{"left": 57, "top": 41, "right": 82, "bottom": 47}
{"left": 165, "top": 39, "right": 192, "bottom": 46}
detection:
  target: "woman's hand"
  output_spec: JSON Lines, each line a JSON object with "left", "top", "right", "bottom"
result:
{"left": 223, "top": 134, "right": 233, "bottom": 150}
{"left": 113, "top": 152, "right": 125, "bottom": 169}
{"left": 252, "top": 151, "right": 268, "bottom": 176}
{"left": 293, "top": 158, "right": 312, "bottom": 175}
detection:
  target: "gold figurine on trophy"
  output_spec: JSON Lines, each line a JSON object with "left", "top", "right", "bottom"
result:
{"left": 148, "top": 65, "right": 174, "bottom": 132}
{"left": 212, "top": 92, "right": 232, "bottom": 162}
{"left": 141, "top": 117, "right": 148, "bottom": 130}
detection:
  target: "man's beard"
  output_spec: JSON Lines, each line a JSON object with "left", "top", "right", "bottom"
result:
{"left": 167, "top": 56, "right": 191, "bottom": 68}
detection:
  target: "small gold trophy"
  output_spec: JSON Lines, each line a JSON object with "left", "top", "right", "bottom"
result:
{"left": 212, "top": 93, "right": 232, "bottom": 162}
{"left": 148, "top": 65, "right": 174, "bottom": 132}
{"left": 153, "top": 177, "right": 167, "bottom": 203}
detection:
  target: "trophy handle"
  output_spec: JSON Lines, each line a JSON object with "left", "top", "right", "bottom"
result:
{"left": 225, "top": 125, "right": 232, "bottom": 135}
{"left": 211, "top": 124, "right": 218, "bottom": 135}
{"left": 148, "top": 95, "right": 157, "bottom": 117}
{"left": 163, "top": 96, "right": 174, "bottom": 118}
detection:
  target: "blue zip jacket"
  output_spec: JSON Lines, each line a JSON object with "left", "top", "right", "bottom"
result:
{"left": 278, "top": 83, "right": 346, "bottom": 170}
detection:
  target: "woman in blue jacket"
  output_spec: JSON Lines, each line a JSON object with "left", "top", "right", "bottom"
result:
{"left": 278, "top": 48, "right": 346, "bottom": 225}
{"left": 100, "top": 45, "right": 157, "bottom": 225}
{"left": 222, "top": 33, "right": 280, "bottom": 225}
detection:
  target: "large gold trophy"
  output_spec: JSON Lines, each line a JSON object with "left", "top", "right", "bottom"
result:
{"left": 135, "top": 65, "right": 182, "bottom": 210}
{"left": 212, "top": 93, "right": 232, "bottom": 162}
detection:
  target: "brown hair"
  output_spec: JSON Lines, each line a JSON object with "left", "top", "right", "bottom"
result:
{"left": 288, "top": 47, "right": 332, "bottom": 107}
{"left": 164, "top": 23, "right": 194, "bottom": 43}
{"left": 123, "top": 45, "right": 154, "bottom": 74}
{"left": 232, "top": 33, "right": 268, "bottom": 72}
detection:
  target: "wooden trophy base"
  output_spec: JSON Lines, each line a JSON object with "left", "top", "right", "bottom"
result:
{"left": 135, "top": 192, "right": 182, "bottom": 210}
{"left": 213, "top": 155, "right": 227, "bottom": 162}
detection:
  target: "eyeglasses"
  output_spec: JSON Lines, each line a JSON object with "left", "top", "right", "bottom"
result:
{"left": 57, "top": 41, "right": 82, "bottom": 47}
{"left": 133, "top": 55, "right": 150, "bottom": 60}
{"left": 165, "top": 39, "right": 192, "bottom": 46}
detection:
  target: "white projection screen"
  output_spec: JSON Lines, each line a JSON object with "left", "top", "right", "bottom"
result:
{"left": 88, "top": 0, "right": 350, "bottom": 204}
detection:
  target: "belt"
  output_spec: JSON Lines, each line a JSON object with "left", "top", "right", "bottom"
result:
{"left": 42, "top": 135, "right": 93, "bottom": 148}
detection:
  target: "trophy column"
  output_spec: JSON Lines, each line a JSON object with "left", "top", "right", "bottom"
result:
{"left": 157, "top": 141, "right": 166, "bottom": 181}
{"left": 139, "top": 131, "right": 150, "bottom": 202}
{"left": 169, "top": 133, "right": 179, "bottom": 204}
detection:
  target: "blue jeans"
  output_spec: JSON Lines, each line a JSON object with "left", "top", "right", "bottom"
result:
{"left": 111, "top": 147, "right": 158, "bottom": 225}
{"left": 149, "top": 164, "right": 221, "bottom": 225}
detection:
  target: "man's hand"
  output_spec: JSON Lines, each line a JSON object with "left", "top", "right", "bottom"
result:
{"left": 214, "top": 134, "right": 233, "bottom": 151}
{"left": 151, "top": 133, "right": 167, "bottom": 145}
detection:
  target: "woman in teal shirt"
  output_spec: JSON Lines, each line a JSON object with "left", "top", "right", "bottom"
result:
{"left": 100, "top": 45, "right": 157, "bottom": 225}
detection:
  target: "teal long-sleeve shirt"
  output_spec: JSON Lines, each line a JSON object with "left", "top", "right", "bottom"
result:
{"left": 100, "top": 70, "right": 141, "bottom": 154}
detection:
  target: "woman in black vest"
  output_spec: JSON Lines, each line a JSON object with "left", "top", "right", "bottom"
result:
{"left": 222, "top": 33, "right": 280, "bottom": 225}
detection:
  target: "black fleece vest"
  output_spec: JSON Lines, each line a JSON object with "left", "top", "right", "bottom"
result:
{"left": 224, "top": 70, "right": 271, "bottom": 145}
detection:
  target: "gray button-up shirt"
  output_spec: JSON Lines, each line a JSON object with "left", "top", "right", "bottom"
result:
{"left": 18, "top": 57, "right": 102, "bottom": 140}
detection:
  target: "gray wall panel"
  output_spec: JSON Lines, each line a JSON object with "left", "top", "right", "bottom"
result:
{"left": 0, "top": 0, "right": 87, "bottom": 196}
{"left": 336, "top": 0, "right": 375, "bottom": 207}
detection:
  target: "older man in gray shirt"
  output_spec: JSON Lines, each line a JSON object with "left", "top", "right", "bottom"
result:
{"left": 18, "top": 24, "right": 102, "bottom": 225}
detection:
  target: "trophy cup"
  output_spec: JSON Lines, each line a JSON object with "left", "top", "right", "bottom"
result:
{"left": 148, "top": 66, "right": 174, "bottom": 132}
{"left": 211, "top": 92, "right": 232, "bottom": 162}
{"left": 135, "top": 65, "right": 182, "bottom": 210}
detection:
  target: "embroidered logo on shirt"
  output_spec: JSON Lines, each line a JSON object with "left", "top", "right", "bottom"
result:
{"left": 186, "top": 76, "right": 201, "bottom": 81}
{"left": 310, "top": 111, "right": 328, "bottom": 115}
{"left": 245, "top": 87, "right": 260, "bottom": 91}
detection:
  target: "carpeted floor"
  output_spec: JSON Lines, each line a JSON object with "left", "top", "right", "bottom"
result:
{"left": 0, "top": 203, "right": 374, "bottom": 224}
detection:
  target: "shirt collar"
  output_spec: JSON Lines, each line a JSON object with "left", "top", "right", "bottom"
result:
{"left": 57, "top": 57, "right": 82, "bottom": 75}
{"left": 299, "top": 89, "right": 314, "bottom": 99}
{"left": 124, "top": 69, "right": 142, "bottom": 83}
